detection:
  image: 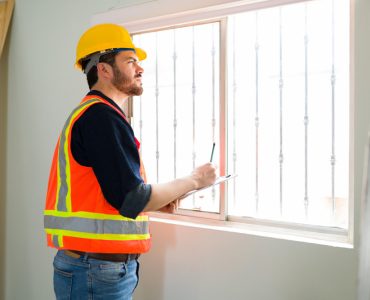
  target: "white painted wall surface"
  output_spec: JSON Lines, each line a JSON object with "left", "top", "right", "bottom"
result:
{"left": 0, "top": 0, "right": 369, "bottom": 299}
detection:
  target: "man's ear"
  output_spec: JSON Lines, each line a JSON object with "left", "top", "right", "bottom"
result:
{"left": 96, "top": 62, "right": 113, "bottom": 79}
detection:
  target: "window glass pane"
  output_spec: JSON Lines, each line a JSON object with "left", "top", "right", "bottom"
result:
{"left": 131, "top": 0, "right": 350, "bottom": 229}
{"left": 227, "top": 0, "right": 349, "bottom": 228}
{"left": 133, "top": 22, "right": 220, "bottom": 213}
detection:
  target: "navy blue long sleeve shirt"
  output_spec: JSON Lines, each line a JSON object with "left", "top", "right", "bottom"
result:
{"left": 70, "top": 90, "right": 151, "bottom": 219}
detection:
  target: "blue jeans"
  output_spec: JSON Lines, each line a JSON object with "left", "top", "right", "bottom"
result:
{"left": 53, "top": 250, "right": 140, "bottom": 300}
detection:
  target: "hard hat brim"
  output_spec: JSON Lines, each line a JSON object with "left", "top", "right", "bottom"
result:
{"left": 135, "top": 47, "right": 146, "bottom": 61}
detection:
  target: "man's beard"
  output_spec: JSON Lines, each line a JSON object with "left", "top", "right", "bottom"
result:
{"left": 111, "top": 65, "right": 143, "bottom": 96}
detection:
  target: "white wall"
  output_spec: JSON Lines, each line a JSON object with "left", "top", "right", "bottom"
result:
{"left": 2, "top": 1, "right": 119, "bottom": 299}
{"left": 1, "top": 0, "right": 369, "bottom": 299}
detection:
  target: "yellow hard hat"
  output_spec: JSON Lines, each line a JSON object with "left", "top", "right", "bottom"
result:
{"left": 75, "top": 23, "right": 146, "bottom": 71}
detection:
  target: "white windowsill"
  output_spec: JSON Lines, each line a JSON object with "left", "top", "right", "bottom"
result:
{"left": 148, "top": 211, "right": 353, "bottom": 249}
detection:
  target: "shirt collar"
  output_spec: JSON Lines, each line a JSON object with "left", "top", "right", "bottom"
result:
{"left": 87, "top": 90, "right": 126, "bottom": 115}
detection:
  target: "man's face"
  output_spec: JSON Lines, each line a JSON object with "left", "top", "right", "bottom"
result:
{"left": 111, "top": 51, "right": 144, "bottom": 96}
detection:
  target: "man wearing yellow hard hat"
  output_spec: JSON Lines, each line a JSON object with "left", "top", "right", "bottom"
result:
{"left": 43, "top": 23, "right": 217, "bottom": 299}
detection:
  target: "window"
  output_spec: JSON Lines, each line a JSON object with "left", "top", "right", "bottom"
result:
{"left": 131, "top": 0, "right": 351, "bottom": 236}
{"left": 132, "top": 22, "right": 222, "bottom": 215}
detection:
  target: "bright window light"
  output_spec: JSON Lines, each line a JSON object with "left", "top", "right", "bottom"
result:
{"left": 132, "top": 0, "right": 350, "bottom": 230}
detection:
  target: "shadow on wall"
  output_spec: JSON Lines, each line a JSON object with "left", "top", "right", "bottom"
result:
{"left": 0, "top": 24, "right": 9, "bottom": 300}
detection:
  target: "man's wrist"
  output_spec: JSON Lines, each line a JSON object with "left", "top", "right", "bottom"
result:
{"left": 188, "top": 174, "right": 200, "bottom": 191}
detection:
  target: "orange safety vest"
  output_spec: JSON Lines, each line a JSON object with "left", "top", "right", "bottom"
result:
{"left": 44, "top": 95, "right": 151, "bottom": 254}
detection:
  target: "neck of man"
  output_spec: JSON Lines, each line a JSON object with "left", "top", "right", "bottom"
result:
{"left": 92, "top": 82, "right": 129, "bottom": 109}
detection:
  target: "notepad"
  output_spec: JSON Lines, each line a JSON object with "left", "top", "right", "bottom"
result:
{"left": 179, "top": 174, "right": 237, "bottom": 200}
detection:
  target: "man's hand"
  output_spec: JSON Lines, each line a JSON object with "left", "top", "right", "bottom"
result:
{"left": 144, "top": 163, "right": 217, "bottom": 213}
{"left": 191, "top": 163, "right": 217, "bottom": 190}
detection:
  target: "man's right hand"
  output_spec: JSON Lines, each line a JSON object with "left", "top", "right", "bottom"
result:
{"left": 144, "top": 163, "right": 217, "bottom": 213}
{"left": 190, "top": 163, "right": 217, "bottom": 190}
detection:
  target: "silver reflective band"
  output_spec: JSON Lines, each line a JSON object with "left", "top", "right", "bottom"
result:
{"left": 44, "top": 215, "right": 149, "bottom": 235}
{"left": 52, "top": 235, "right": 61, "bottom": 247}
{"left": 57, "top": 98, "right": 101, "bottom": 212}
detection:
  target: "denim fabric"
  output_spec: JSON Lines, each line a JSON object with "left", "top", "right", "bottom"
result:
{"left": 53, "top": 250, "right": 140, "bottom": 300}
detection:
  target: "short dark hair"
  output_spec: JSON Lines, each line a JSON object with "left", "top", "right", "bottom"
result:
{"left": 81, "top": 51, "right": 119, "bottom": 89}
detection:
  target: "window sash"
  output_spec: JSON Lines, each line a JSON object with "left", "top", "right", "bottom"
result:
{"left": 131, "top": 20, "right": 226, "bottom": 219}
{"left": 128, "top": 0, "right": 351, "bottom": 232}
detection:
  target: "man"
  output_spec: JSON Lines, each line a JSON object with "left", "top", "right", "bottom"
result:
{"left": 43, "top": 23, "right": 217, "bottom": 299}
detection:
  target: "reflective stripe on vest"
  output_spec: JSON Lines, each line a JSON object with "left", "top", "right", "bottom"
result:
{"left": 44, "top": 97, "right": 150, "bottom": 250}
{"left": 56, "top": 98, "right": 101, "bottom": 212}
{"left": 52, "top": 234, "right": 63, "bottom": 248}
{"left": 44, "top": 211, "right": 149, "bottom": 239}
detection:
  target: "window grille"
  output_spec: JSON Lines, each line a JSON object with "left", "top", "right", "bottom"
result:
{"left": 132, "top": 0, "right": 350, "bottom": 229}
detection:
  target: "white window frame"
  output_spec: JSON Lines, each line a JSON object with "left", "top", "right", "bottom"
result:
{"left": 99, "top": 0, "right": 355, "bottom": 247}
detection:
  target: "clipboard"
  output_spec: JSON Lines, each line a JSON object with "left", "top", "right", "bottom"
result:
{"left": 179, "top": 174, "right": 237, "bottom": 200}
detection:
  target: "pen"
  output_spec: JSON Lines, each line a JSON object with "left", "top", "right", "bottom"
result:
{"left": 210, "top": 142, "right": 215, "bottom": 162}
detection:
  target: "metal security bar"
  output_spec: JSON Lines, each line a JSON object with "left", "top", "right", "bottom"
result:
{"left": 211, "top": 24, "right": 217, "bottom": 144}
{"left": 211, "top": 23, "right": 217, "bottom": 204}
{"left": 191, "top": 26, "right": 196, "bottom": 206}
{"left": 139, "top": 95, "right": 143, "bottom": 154}
{"left": 255, "top": 11, "right": 260, "bottom": 214}
{"left": 330, "top": 0, "right": 337, "bottom": 218}
{"left": 155, "top": 33, "right": 159, "bottom": 183}
{"left": 304, "top": 4, "right": 309, "bottom": 218}
{"left": 173, "top": 30, "right": 178, "bottom": 179}
{"left": 278, "top": 7, "right": 284, "bottom": 216}
{"left": 231, "top": 18, "right": 237, "bottom": 208}
{"left": 192, "top": 26, "right": 196, "bottom": 171}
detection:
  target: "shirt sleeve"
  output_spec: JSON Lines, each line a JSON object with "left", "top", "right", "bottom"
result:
{"left": 71, "top": 103, "right": 151, "bottom": 218}
{"left": 120, "top": 183, "right": 152, "bottom": 219}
